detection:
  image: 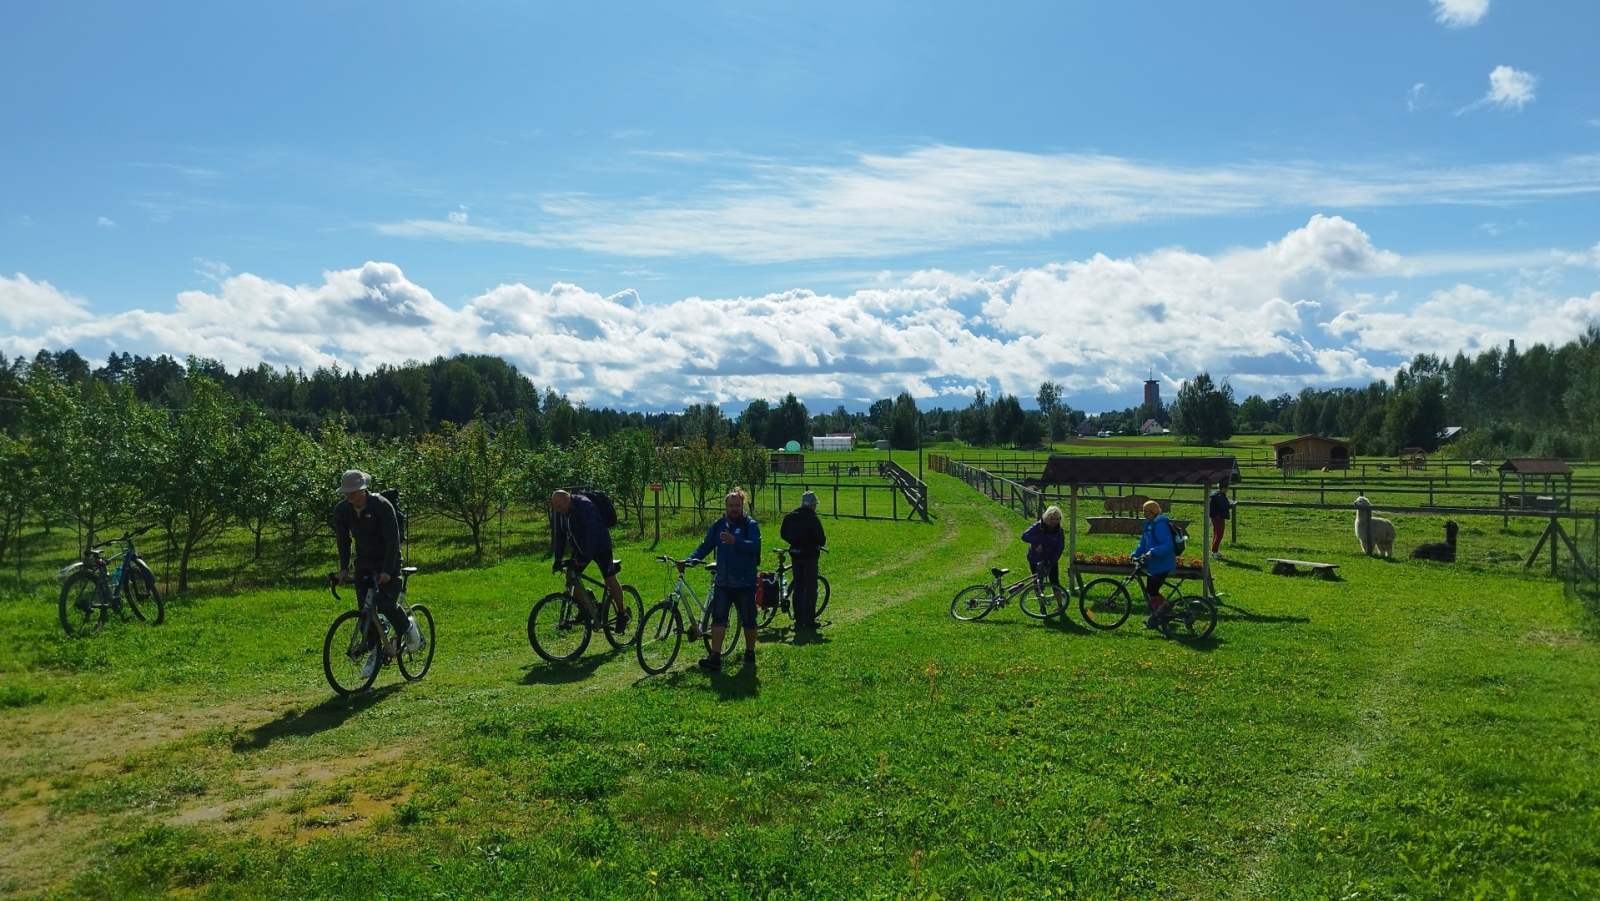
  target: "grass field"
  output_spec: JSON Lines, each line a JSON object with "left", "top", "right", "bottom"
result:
{"left": 2, "top": 470, "right": 1599, "bottom": 899}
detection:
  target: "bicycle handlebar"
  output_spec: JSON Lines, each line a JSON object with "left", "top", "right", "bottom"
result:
{"left": 654, "top": 555, "right": 702, "bottom": 571}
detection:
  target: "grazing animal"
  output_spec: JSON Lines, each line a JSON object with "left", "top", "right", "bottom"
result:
{"left": 1469, "top": 460, "right": 1490, "bottom": 476}
{"left": 1354, "top": 495, "right": 1396, "bottom": 558}
{"left": 1410, "top": 521, "right": 1459, "bottom": 562}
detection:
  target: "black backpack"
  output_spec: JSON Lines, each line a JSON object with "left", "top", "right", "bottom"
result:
{"left": 576, "top": 489, "right": 619, "bottom": 529}
{"left": 1167, "top": 520, "right": 1187, "bottom": 556}
{"left": 379, "top": 488, "right": 408, "bottom": 542}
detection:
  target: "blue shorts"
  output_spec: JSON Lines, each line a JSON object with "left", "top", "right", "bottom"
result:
{"left": 710, "top": 584, "right": 757, "bottom": 628}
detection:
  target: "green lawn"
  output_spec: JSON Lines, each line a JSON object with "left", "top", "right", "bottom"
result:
{"left": 1, "top": 475, "right": 1597, "bottom": 899}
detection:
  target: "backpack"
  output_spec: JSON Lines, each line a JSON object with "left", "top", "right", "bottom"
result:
{"left": 1167, "top": 520, "right": 1187, "bottom": 556}
{"left": 575, "top": 489, "right": 619, "bottom": 529}
{"left": 379, "top": 488, "right": 408, "bottom": 542}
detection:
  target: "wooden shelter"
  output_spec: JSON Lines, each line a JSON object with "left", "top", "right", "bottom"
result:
{"left": 1498, "top": 458, "right": 1573, "bottom": 515}
{"left": 1030, "top": 455, "right": 1237, "bottom": 597}
{"left": 1272, "top": 434, "right": 1351, "bottom": 471}
{"left": 769, "top": 452, "right": 805, "bottom": 474}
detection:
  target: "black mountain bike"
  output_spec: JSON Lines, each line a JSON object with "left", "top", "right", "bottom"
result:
{"left": 1077, "top": 556, "right": 1217, "bottom": 640}
{"left": 527, "top": 559, "right": 644, "bottom": 664}
{"left": 57, "top": 525, "right": 163, "bottom": 637}
{"left": 323, "top": 567, "right": 436, "bottom": 696}
{"left": 755, "top": 547, "right": 832, "bottom": 628}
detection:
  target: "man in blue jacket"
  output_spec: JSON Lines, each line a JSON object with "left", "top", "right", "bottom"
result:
{"left": 1132, "top": 499, "right": 1177, "bottom": 629}
{"left": 687, "top": 489, "right": 761, "bottom": 671}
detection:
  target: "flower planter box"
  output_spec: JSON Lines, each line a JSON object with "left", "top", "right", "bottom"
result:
{"left": 1071, "top": 563, "right": 1205, "bottom": 579}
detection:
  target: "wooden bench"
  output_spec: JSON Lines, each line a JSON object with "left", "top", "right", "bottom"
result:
{"left": 1266, "top": 558, "right": 1340, "bottom": 580}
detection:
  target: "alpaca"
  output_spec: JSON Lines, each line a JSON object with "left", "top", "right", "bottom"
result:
{"left": 1410, "top": 521, "right": 1459, "bottom": 562}
{"left": 1469, "top": 460, "right": 1491, "bottom": 476}
{"left": 1354, "top": 495, "right": 1395, "bottom": 558}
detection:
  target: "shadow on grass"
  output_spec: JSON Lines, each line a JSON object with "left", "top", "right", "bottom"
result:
{"left": 1216, "top": 559, "right": 1264, "bottom": 572}
{"left": 233, "top": 684, "right": 402, "bottom": 752}
{"left": 521, "top": 650, "right": 617, "bottom": 686}
{"left": 1044, "top": 615, "right": 1093, "bottom": 636}
{"left": 708, "top": 664, "right": 760, "bottom": 701}
{"left": 1216, "top": 602, "right": 1310, "bottom": 625}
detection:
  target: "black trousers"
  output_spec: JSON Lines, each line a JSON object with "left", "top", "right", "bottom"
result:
{"left": 791, "top": 555, "right": 819, "bottom": 628}
{"left": 356, "top": 569, "right": 408, "bottom": 643}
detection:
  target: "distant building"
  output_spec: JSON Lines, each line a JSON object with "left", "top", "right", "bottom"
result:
{"left": 812, "top": 435, "right": 853, "bottom": 451}
{"left": 1143, "top": 379, "right": 1160, "bottom": 409}
{"left": 1076, "top": 420, "right": 1100, "bottom": 437}
{"left": 1139, "top": 418, "right": 1164, "bottom": 436}
{"left": 1273, "top": 434, "right": 1352, "bottom": 471}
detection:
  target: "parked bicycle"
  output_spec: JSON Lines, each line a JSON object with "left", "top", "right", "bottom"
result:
{"left": 57, "top": 525, "right": 163, "bottom": 637}
{"left": 323, "top": 567, "right": 435, "bottom": 696}
{"left": 1077, "top": 556, "right": 1217, "bottom": 640}
{"left": 527, "top": 559, "right": 644, "bottom": 664}
{"left": 950, "top": 566, "right": 1068, "bottom": 622}
{"left": 755, "top": 547, "right": 832, "bottom": 629}
{"left": 635, "top": 556, "right": 741, "bottom": 675}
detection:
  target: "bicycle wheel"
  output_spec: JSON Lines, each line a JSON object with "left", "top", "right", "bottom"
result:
{"left": 528, "top": 592, "right": 592, "bottom": 663}
{"left": 324, "top": 610, "right": 379, "bottom": 696}
{"left": 398, "top": 604, "right": 435, "bottom": 681}
{"left": 601, "top": 585, "right": 645, "bottom": 650}
{"left": 636, "top": 601, "right": 684, "bottom": 675}
{"left": 1078, "top": 578, "right": 1133, "bottom": 630}
{"left": 815, "top": 576, "right": 832, "bottom": 617}
{"left": 950, "top": 584, "right": 999, "bottom": 621}
{"left": 123, "top": 559, "right": 164, "bottom": 625}
{"left": 699, "top": 605, "right": 742, "bottom": 657}
{"left": 1020, "top": 580, "right": 1069, "bottom": 620}
{"left": 59, "top": 570, "right": 109, "bottom": 637}
{"left": 1159, "top": 595, "right": 1218, "bottom": 642}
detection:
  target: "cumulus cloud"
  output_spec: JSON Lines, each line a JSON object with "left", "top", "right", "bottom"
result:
{"left": 0, "top": 273, "right": 91, "bottom": 335}
{"left": 1432, "top": 0, "right": 1489, "bottom": 27}
{"left": 378, "top": 147, "right": 1600, "bottom": 263}
{"left": 1462, "top": 65, "right": 1538, "bottom": 113}
{"left": 96, "top": 216, "right": 117, "bottom": 228}
{"left": 7, "top": 218, "right": 1599, "bottom": 406}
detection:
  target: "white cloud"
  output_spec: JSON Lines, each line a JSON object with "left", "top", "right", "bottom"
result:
{"left": 1432, "top": 0, "right": 1489, "bottom": 27}
{"left": 7, "top": 218, "right": 1599, "bottom": 406}
{"left": 96, "top": 216, "right": 117, "bottom": 228}
{"left": 378, "top": 147, "right": 1600, "bottom": 263}
{"left": 1467, "top": 65, "right": 1537, "bottom": 112}
{"left": 0, "top": 273, "right": 91, "bottom": 335}
{"left": 1407, "top": 83, "right": 1428, "bottom": 112}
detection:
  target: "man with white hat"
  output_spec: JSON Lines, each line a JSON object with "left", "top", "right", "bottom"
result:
{"left": 332, "top": 469, "right": 423, "bottom": 680}
{"left": 780, "top": 490, "right": 827, "bottom": 632}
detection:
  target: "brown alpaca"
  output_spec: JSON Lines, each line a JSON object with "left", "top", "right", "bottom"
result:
{"left": 1410, "top": 521, "right": 1458, "bottom": 562}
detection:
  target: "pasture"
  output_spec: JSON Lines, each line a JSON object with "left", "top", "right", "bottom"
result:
{"left": 1, "top": 462, "right": 1598, "bottom": 899}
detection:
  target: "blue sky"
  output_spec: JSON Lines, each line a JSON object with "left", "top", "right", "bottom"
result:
{"left": 3, "top": 0, "right": 1598, "bottom": 411}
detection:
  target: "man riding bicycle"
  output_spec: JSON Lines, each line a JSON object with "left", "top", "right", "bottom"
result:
{"left": 333, "top": 470, "right": 423, "bottom": 680}
{"left": 550, "top": 489, "right": 631, "bottom": 631}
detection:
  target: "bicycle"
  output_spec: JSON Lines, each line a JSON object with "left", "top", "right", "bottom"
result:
{"left": 57, "top": 525, "right": 164, "bottom": 637}
{"left": 323, "top": 567, "right": 436, "bottom": 696}
{"left": 755, "top": 547, "right": 832, "bottom": 629}
{"left": 635, "top": 556, "right": 743, "bottom": 675}
{"left": 1077, "top": 556, "right": 1217, "bottom": 640}
{"left": 527, "top": 559, "right": 644, "bottom": 664}
{"left": 949, "top": 565, "right": 1068, "bottom": 622}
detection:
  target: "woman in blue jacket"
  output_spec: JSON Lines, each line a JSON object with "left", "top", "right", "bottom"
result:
{"left": 1021, "top": 505, "right": 1065, "bottom": 586}
{"left": 1132, "top": 499, "right": 1177, "bottom": 628}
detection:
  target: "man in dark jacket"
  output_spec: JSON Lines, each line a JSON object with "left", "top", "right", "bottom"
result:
{"left": 333, "top": 469, "right": 423, "bottom": 681}
{"left": 686, "top": 490, "right": 761, "bottom": 671}
{"left": 780, "top": 490, "right": 827, "bottom": 631}
{"left": 550, "top": 489, "right": 629, "bottom": 629}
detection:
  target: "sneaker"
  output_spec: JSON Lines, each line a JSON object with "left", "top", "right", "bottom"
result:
{"left": 404, "top": 618, "right": 425, "bottom": 653}
{"left": 614, "top": 609, "right": 631, "bottom": 633}
{"left": 742, "top": 649, "right": 756, "bottom": 666}
{"left": 1142, "top": 615, "right": 1159, "bottom": 630}
{"left": 1211, "top": 551, "right": 1222, "bottom": 560}
{"left": 360, "top": 650, "right": 381, "bottom": 681}
{"left": 697, "top": 655, "right": 722, "bottom": 672}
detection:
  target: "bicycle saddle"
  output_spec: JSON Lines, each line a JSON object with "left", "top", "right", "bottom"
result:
{"left": 401, "top": 566, "right": 418, "bottom": 575}
{"left": 612, "top": 559, "right": 623, "bottom": 572}
{"left": 705, "top": 563, "right": 718, "bottom": 573}
{"left": 991, "top": 567, "right": 1010, "bottom": 579}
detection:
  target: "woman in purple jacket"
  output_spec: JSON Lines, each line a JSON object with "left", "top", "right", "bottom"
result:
{"left": 1021, "top": 505, "right": 1065, "bottom": 586}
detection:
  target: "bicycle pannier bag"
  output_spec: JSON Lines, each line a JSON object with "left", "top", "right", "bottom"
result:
{"left": 757, "top": 572, "right": 779, "bottom": 609}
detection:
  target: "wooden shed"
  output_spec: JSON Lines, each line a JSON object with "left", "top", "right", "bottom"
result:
{"left": 1272, "top": 434, "right": 1352, "bottom": 471}
{"left": 1498, "top": 458, "right": 1573, "bottom": 517}
{"left": 769, "top": 452, "right": 805, "bottom": 475}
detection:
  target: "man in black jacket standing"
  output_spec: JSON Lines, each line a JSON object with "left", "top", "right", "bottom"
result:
{"left": 780, "top": 491, "right": 827, "bottom": 632}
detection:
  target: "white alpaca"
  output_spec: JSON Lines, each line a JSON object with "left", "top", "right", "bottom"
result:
{"left": 1354, "top": 495, "right": 1395, "bottom": 558}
